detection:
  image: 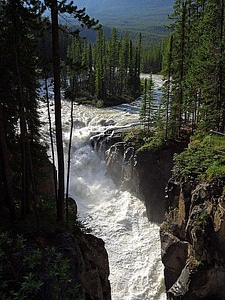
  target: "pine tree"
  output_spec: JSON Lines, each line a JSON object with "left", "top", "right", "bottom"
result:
{"left": 44, "top": 0, "right": 99, "bottom": 222}
{"left": 161, "top": 0, "right": 225, "bottom": 137}
{"left": 106, "top": 28, "right": 119, "bottom": 97}
{"left": 118, "top": 33, "right": 130, "bottom": 95}
{"left": 0, "top": 0, "right": 43, "bottom": 220}
{"left": 139, "top": 74, "right": 156, "bottom": 133}
{"left": 94, "top": 28, "right": 106, "bottom": 100}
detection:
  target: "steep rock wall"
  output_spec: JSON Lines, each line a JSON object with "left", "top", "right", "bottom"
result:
{"left": 22, "top": 229, "right": 111, "bottom": 300}
{"left": 91, "top": 132, "right": 225, "bottom": 299}
{"left": 75, "top": 231, "right": 111, "bottom": 300}
{"left": 91, "top": 132, "right": 186, "bottom": 223}
{"left": 160, "top": 178, "right": 225, "bottom": 299}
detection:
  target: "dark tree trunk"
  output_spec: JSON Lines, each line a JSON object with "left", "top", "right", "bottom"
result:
{"left": 45, "top": 76, "right": 58, "bottom": 201}
{"left": 0, "top": 104, "right": 16, "bottom": 222}
{"left": 50, "top": 0, "right": 65, "bottom": 222}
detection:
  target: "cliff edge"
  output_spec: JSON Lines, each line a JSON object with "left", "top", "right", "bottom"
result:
{"left": 160, "top": 177, "right": 225, "bottom": 299}
{"left": 92, "top": 131, "right": 186, "bottom": 223}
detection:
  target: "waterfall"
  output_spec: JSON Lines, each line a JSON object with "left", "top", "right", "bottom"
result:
{"left": 39, "top": 74, "right": 166, "bottom": 300}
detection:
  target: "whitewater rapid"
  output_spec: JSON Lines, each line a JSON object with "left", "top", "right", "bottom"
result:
{"left": 39, "top": 74, "right": 166, "bottom": 300}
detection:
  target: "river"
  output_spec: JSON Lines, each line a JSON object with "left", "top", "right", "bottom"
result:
{"left": 39, "top": 74, "right": 166, "bottom": 300}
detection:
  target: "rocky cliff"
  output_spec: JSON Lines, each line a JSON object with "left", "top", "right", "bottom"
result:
{"left": 76, "top": 230, "right": 111, "bottom": 300}
{"left": 2, "top": 228, "right": 111, "bottom": 300}
{"left": 92, "top": 131, "right": 186, "bottom": 223}
{"left": 160, "top": 177, "right": 225, "bottom": 299}
{"left": 92, "top": 131, "right": 225, "bottom": 299}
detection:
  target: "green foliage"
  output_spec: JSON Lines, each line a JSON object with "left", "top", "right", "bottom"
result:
{"left": 122, "top": 128, "right": 166, "bottom": 153}
{"left": 209, "top": 134, "right": 225, "bottom": 151}
{"left": 142, "top": 41, "right": 165, "bottom": 73}
{"left": 161, "top": 0, "right": 225, "bottom": 138}
{"left": 189, "top": 256, "right": 203, "bottom": 267}
{"left": 138, "top": 133, "right": 165, "bottom": 153}
{"left": 193, "top": 211, "right": 208, "bottom": 226}
{"left": 139, "top": 74, "right": 157, "bottom": 133}
{"left": 66, "top": 27, "right": 141, "bottom": 105}
{"left": 205, "top": 163, "right": 225, "bottom": 181}
{"left": 0, "top": 232, "right": 83, "bottom": 300}
{"left": 173, "top": 141, "right": 225, "bottom": 181}
{"left": 122, "top": 128, "right": 150, "bottom": 148}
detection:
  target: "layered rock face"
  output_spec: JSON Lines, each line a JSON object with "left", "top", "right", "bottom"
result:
{"left": 160, "top": 178, "right": 225, "bottom": 299}
{"left": 75, "top": 231, "right": 111, "bottom": 300}
{"left": 58, "top": 204, "right": 111, "bottom": 299}
{"left": 92, "top": 131, "right": 225, "bottom": 299}
{"left": 92, "top": 131, "right": 186, "bottom": 223}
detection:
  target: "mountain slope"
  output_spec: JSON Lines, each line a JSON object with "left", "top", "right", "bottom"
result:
{"left": 74, "top": 0, "right": 174, "bottom": 42}
{"left": 75, "top": 0, "right": 173, "bottom": 16}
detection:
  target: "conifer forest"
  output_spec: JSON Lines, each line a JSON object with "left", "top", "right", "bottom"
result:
{"left": 1, "top": 0, "right": 225, "bottom": 299}
{"left": 0, "top": 0, "right": 225, "bottom": 223}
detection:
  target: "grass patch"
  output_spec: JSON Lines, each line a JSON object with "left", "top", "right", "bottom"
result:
{"left": 122, "top": 128, "right": 167, "bottom": 152}
{"left": 173, "top": 134, "right": 225, "bottom": 182}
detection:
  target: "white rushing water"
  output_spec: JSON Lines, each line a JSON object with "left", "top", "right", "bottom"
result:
{"left": 39, "top": 74, "right": 166, "bottom": 300}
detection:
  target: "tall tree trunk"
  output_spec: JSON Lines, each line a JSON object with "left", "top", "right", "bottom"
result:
{"left": 165, "top": 34, "right": 173, "bottom": 140}
{"left": 0, "top": 103, "right": 16, "bottom": 222}
{"left": 45, "top": 76, "right": 58, "bottom": 201}
{"left": 13, "top": 30, "right": 30, "bottom": 218}
{"left": 66, "top": 98, "right": 74, "bottom": 223}
{"left": 50, "top": 0, "right": 65, "bottom": 222}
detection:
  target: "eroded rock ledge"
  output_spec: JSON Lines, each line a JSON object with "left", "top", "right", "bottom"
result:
{"left": 91, "top": 131, "right": 225, "bottom": 299}
{"left": 91, "top": 131, "right": 186, "bottom": 223}
{"left": 160, "top": 177, "right": 225, "bottom": 299}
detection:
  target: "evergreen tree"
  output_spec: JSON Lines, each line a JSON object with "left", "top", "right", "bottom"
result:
{"left": 66, "top": 28, "right": 141, "bottom": 105}
{"left": 94, "top": 28, "right": 106, "bottom": 100}
{"left": 139, "top": 74, "right": 156, "bottom": 133}
{"left": 0, "top": 0, "right": 43, "bottom": 220}
{"left": 162, "top": 34, "right": 173, "bottom": 139}
{"left": 106, "top": 28, "right": 119, "bottom": 97}
{"left": 44, "top": 0, "right": 99, "bottom": 222}
{"left": 67, "top": 35, "right": 83, "bottom": 96}
{"left": 118, "top": 33, "right": 130, "bottom": 94}
{"left": 161, "top": 0, "right": 225, "bottom": 137}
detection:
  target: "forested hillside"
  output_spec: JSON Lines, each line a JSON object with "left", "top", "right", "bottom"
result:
{"left": 1, "top": 0, "right": 225, "bottom": 298}
{"left": 73, "top": 0, "right": 174, "bottom": 43}
{"left": 65, "top": 28, "right": 141, "bottom": 105}
{"left": 161, "top": 0, "right": 225, "bottom": 140}
{"left": 74, "top": 0, "right": 173, "bottom": 17}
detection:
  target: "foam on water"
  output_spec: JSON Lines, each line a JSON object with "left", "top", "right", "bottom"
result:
{"left": 39, "top": 75, "right": 166, "bottom": 300}
{"left": 68, "top": 139, "right": 166, "bottom": 300}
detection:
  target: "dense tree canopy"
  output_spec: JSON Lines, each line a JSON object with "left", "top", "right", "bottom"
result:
{"left": 162, "top": 0, "right": 225, "bottom": 139}
{"left": 0, "top": 0, "right": 44, "bottom": 221}
{"left": 0, "top": 0, "right": 144, "bottom": 223}
{"left": 66, "top": 28, "right": 142, "bottom": 105}
{"left": 0, "top": 0, "right": 100, "bottom": 222}
{"left": 2, "top": 0, "right": 224, "bottom": 224}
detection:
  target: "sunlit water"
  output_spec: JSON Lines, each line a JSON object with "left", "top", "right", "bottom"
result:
{"left": 39, "top": 74, "right": 166, "bottom": 300}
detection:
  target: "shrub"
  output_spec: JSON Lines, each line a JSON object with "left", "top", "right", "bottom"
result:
{"left": 0, "top": 232, "right": 83, "bottom": 300}
{"left": 173, "top": 142, "right": 225, "bottom": 181}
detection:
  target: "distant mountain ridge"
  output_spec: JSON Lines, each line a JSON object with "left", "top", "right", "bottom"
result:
{"left": 74, "top": 0, "right": 174, "bottom": 42}
{"left": 74, "top": 0, "right": 173, "bottom": 16}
